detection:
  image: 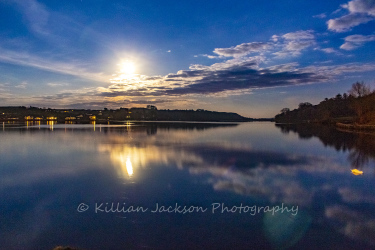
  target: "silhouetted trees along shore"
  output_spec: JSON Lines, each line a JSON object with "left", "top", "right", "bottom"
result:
{"left": 0, "top": 105, "right": 269, "bottom": 122}
{"left": 275, "top": 82, "right": 375, "bottom": 126}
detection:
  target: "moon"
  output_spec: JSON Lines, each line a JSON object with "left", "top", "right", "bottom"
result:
{"left": 120, "top": 61, "right": 136, "bottom": 75}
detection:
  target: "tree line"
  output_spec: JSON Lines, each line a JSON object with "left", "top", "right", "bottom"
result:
{"left": 275, "top": 81, "right": 375, "bottom": 124}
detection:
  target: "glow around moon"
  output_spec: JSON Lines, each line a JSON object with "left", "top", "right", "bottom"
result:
{"left": 120, "top": 61, "right": 136, "bottom": 75}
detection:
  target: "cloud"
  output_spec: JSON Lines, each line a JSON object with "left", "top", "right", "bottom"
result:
{"left": 314, "top": 47, "right": 343, "bottom": 55}
{"left": 92, "top": 56, "right": 375, "bottom": 102}
{"left": 338, "top": 187, "right": 375, "bottom": 204}
{"left": 344, "top": 0, "right": 375, "bottom": 16}
{"left": 302, "top": 63, "right": 375, "bottom": 77}
{"left": 46, "top": 82, "right": 69, "bottom": 87}
{"left": 37, "top": 92, "right": 73, "bottom": 100}
{"left": 271, "top": 35, "right": 279, "bottom": 42}
{"left": 213, "top": 42, "right": 271, "bottom": 57}
{"left": 201, "top": 54, "right": 224, "bottom": 59}
{"left": 163, "top": 65, "right": 325, "bottom": 96}
{"left": 0, "top": 0, "right": 116, "bottom": 87}
{"left": 326, "top": 205, "right": 375, "bottom": 246}
{"left": 3, "top": 0, "right": 112, "bottom": 71}
{"left": 0, "top": 92, "right": 13, "bottom": 101}
{"left": 14, "top": 81, "right": 28, "bottom": 89}
{"left": 10, "top": 24, "right": 374, "bottom": 108}
{"left": 320, "top": 47, "right": 340, "bottom": 54}
{"left": 340, "top": 34, "right": 375, "bottom": 50}
{"left": 98, "top": 140, "right": 319, "bottom": 206}
{"left": 211, "top": 31, "right": 316, "bottom": 60}
{"left": 9, "top": 0, "right": 50, "bottom": 36}
{"left": 327, "top": 0, "right": 375, "bottom": 32}
{"left": 282, "top": 30, "right": 315, "bottom": 40}
{"left": 284, "top": 40, "right": 315, "bottom": 53}
{"left": 313, "top": 13, "right": 327, "bottom": 19}
{"left": 62, "top": 99, "right": 172, "bottom": 109}
{"left": 273, "top": 30, "right": 316, "bottom": 57}
{"left": 97, "top": 57, "right": 334, "bottom": 99}
{"left": 0, "top": 47, "right": 109, "bottom": 83}
{"left": 2, "top": 0, "right": 371, "bottom": 110}
{"left": 0, "top": 83, "right": 10, "bottom": 88}
{"left": 327, "top": 14, "right": 374, "bottom": 32}
{"left": 8, "top": 0, "right": 101, "bottom": 45}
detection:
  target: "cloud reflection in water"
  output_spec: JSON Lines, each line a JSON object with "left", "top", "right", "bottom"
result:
{"left": 1, "top": 122, "right": 375, "bottom": 248}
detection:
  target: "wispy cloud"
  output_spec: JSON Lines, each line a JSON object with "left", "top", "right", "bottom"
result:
{"left": 0, "top": 83, "right": 10, "bottom": 88}
{"left": 282, "top": 30, "right": 315, "bottom": 40}
{"left": 327, "top": 0, "right": 375, "bottom": 32}
{"left": 46, "top": 82, "right": 69, "bottom": 87}
{"left": 14, "top": 81, "right": 28, "bottom": 89}
{"left": 0, "top": 47, "right": 109, "bottom": 83}
{"left": 340, "top": 34, "right": 375, "bottom": 50}
{"left": 204, "top": 30, "right": 316, "bottom": 60}
{"left": 327, "top": 14, "right": 373, "bottom": 32}
{"left": 319, "top": 47, "right": 341, "bottom": 54}
{"left": 200, "top": 54, "right": 225, "bottom": 59}
{"left": 326, "top": 205, "right": 375, "bottom": 246}
{"left": 1, "top": 0, "right": 113, "bottom": 85}
{"left": 273, "top": 30, "right": 316, "bottom": 57}
{"left": 213, "top": 42, "right": 271, "bottom": 58}
{"left": 313, "top": 13, "right": 327, "bottom": 19}
{"left": 8, "top": 0, "right": 102, "bottom": 45}
{"left": 9, "top": 0, "right": 50, "bottom": 36}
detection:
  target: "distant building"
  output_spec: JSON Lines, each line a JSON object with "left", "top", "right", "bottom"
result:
{"left": 147, "top": 105, "right": 157, "bottom": 110}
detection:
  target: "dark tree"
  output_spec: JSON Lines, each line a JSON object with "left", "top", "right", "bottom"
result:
{"left": 348, "top": 81, "right": 371, "bottom": 98}
{"left": 280, "top": 108, "right": 290, "bottom": 114}
{"left": 298, "top": 102, "right": 313, "bottom": 109}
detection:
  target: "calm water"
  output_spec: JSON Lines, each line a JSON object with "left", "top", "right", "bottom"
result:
{"left": 1, "top": 122, "right": 375, "bottom": 250}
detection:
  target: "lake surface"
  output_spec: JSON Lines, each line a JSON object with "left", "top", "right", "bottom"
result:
{"left": 1, "top": 121, "right": 375, "bottom": 250}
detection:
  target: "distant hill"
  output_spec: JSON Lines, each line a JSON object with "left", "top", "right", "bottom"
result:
{"left": 0, "top": 106, "right": 270, "bottom": 122}
{"left": 275, "top": 82, "right": 375, "bottom": 125}
{"left": 156, "top": 109, "right": 247, "bottom": 122}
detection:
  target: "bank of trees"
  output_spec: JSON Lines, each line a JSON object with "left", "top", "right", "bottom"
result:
{"left": 275, "top": 82, "right": 375, "bottom": 124}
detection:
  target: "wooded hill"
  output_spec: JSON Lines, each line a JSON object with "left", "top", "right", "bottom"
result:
{"left": 275, "top": 82, "right": 375, "bottom": 125}
{"left": 0, "top": 106, "right": 257, "bottom": 122}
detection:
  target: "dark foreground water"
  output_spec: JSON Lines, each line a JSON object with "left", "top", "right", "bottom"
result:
{"left": 1, "top": 122, "right": 375, "bottom": 250}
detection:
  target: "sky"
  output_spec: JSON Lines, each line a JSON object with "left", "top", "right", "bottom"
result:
{"left": 0, "top": 0, "right": 375, "bottom": 118}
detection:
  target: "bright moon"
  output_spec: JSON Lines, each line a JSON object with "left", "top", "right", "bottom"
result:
{"left": 120, "top": 61, "right": 136, "bottom": 75}
{"left": 126, "top": 157, "right": 133, "bottom": 176}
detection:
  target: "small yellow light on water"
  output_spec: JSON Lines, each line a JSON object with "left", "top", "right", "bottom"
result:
{"left": 126, "top": 157, "right": 133, "bottom": 177}
{"left": 351, "top": 169, "right": 363, "bottom": 175}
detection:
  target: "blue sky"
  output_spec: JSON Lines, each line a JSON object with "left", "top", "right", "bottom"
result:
{"left": 0, "top": 0, "right": 375, "bottom": 117}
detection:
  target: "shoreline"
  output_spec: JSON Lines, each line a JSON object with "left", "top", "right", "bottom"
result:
{"left": 336, "top": 122, "right": 375, "bottom": 131}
